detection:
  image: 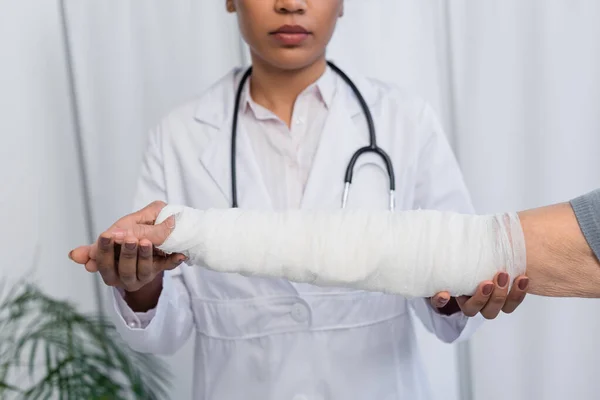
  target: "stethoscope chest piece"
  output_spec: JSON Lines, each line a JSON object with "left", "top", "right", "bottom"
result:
{"left": 231, "top": 61, "right": 396, "bottom": 211}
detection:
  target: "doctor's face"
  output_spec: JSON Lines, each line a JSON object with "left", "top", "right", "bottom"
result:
{"left": 227, "top": 0, "right": 343, "bottom": 71}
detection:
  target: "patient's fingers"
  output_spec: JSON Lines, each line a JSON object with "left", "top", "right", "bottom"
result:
{"left": 129, "top": 216, "right": 176, "bottom": 246}
{"left": 69, "top": 245, "right": 91, "bottom": 264}
{"left": 85, "top": 259, "right": 98, "bottom": 273}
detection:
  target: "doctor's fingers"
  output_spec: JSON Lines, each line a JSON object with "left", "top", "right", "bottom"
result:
{"left": 456, "top": 280, "right": 495, "bottom": 317}
{"left": 117, "top": 235, "right": 185, "bottom": 290}
{"left": 96, "top": 233, "right": 121, "bottom": 287}
{"left": 430, "top": 291, "right": 451, "bottom": 309}
{"left": 132, "top": 238, "right": 184, "bottom": 283}
{"left": 479, "top": 272, "right": 510, "bottom": 320}
{"left": 117, "top": 236, "right": 140, "bottom": 287}
{"left": 155, "top": 252, "right": 187, "bottom": 272}
{"left": 135, "top": 239, "right": 155, "bottom": 284}
{"left": 502, "top": 275, "right": 529, "bottom": 314}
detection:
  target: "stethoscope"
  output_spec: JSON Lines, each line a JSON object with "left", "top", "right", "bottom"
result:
{"left": 231, "top": 60, "right": 396, "bottom": 211}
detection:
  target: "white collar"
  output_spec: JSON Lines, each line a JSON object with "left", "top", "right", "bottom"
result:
{"left": 194, "top": 62, "right": 380, "bottom": 129}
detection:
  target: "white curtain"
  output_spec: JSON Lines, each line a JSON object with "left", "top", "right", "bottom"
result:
{"left": 447, "top": 2, "right": 600, "bottom": 400}
{"left": 0, "top": 0, "right": 96, "bottom": 310}
{"left": 3, "top": 0, "right": 600, "bottom": 399}
{"left": 62, "top": 0, "right": 243, "bottom": 232}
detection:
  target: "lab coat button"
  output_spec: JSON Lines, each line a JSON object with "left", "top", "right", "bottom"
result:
{"left": 127, "top": 320, "right": 138, "bottom": 329}
{"left": 290, "top": 303, "right": 309, "bottom": 323}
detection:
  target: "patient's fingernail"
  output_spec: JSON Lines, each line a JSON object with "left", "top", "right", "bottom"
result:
{"left": 498, "top": 273, "right": 509, "bottom": 288}
{"left": 483, "top": 284, "right": 494, "bottom": 296}
{"left": 68, "top": 250, "right": 74, "bottom": 260}
{"left": 518, "top": 278, "right": 529, "bottom": 291}
{"left": 166, "top": 215, "right": 176, "bottom": 229}
{"left": 99, "top": 237, "right": 111, "bottom": 247}
{"left": 124, "top": 242, "right": 136, "bottom": 250}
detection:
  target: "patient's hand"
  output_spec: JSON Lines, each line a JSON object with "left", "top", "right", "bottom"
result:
{"left": 69, "top": 201, "right": 185, "bottom": 292}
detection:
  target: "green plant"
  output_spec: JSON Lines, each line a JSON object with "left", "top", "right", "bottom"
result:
{"left": 0, "top": 283, "right": 171, "bottom": 399}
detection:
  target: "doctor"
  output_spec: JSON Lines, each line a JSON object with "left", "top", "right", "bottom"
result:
{"left": 81, "top": 1, "right": 528, "bottom": 399}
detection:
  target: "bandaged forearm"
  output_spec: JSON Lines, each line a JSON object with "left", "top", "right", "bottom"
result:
{"left": 155, "top": 206, "right": 526, "bottom": 298}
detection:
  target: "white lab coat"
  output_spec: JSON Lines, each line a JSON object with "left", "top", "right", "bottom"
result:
{"left": 111, "top": 66, "right": 484, "bottom": 400}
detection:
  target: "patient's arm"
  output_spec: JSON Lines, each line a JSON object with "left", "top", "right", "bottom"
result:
{"left": 70, "top": 196, "right": 600, "bottom": 299}
{"left": 519, "top": 202, "right": 600, "bottom": 297}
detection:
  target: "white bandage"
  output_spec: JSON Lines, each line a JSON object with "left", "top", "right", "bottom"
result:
{"left": 155, "top": 206, "right": 526, "bottom": 297}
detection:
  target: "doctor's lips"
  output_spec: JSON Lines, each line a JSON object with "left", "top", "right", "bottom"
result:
{"left": 269, "top": 25, "right": 311, "bottom": 46}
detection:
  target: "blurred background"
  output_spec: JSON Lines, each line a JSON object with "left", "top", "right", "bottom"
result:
{"left": 2, "top": 0, "right": 600, "bottom": 399}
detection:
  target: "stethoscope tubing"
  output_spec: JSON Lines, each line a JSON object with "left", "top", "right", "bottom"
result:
{"left": 231, "top": 61, "right": 396, "bottom": 211}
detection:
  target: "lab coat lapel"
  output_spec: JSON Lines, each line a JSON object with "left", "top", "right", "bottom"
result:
{"left": 233, "top": 124, "right": 273, "bottom": 209}
{"left": 196, "top": 65, "right": 379, "bottom": 211}
{"left": 301, "top": 71, "right": 379, "bottom": 210}
{"left": 199, "top": 125, "right": 272, "bottom": 210}
{"left": 197, "top": 70, "right": 272, "bottom": 210}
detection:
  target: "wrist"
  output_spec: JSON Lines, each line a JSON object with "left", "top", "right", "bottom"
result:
{"left": 519, "top": 203, "right": 600, "bottom": 297}
{"left": 123, "top": 273, "right": 164, "bottom": 312}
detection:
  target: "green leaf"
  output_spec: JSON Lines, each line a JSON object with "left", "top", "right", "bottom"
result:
{"left": 0, "top": 379, "right": 21, "bottom": 393}
{"left": 0, "top": 283, "right": 172, "bottom": 399}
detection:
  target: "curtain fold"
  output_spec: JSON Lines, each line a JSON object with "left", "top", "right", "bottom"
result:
{"left": 0, "top": 0, "right": 96, "bottom": 310}
{"left": 62, "top": 0, "right": 243, "bottom": 235}
{"left": 446, "top": 2, "right": 600, "bottom": 399}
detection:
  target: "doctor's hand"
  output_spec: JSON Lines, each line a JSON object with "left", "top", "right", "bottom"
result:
{"left": 430, "top": 272, "right": 529, "bottom": 319}
{"left": 68, "top": 201, "right": 186, "bottom": 293}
